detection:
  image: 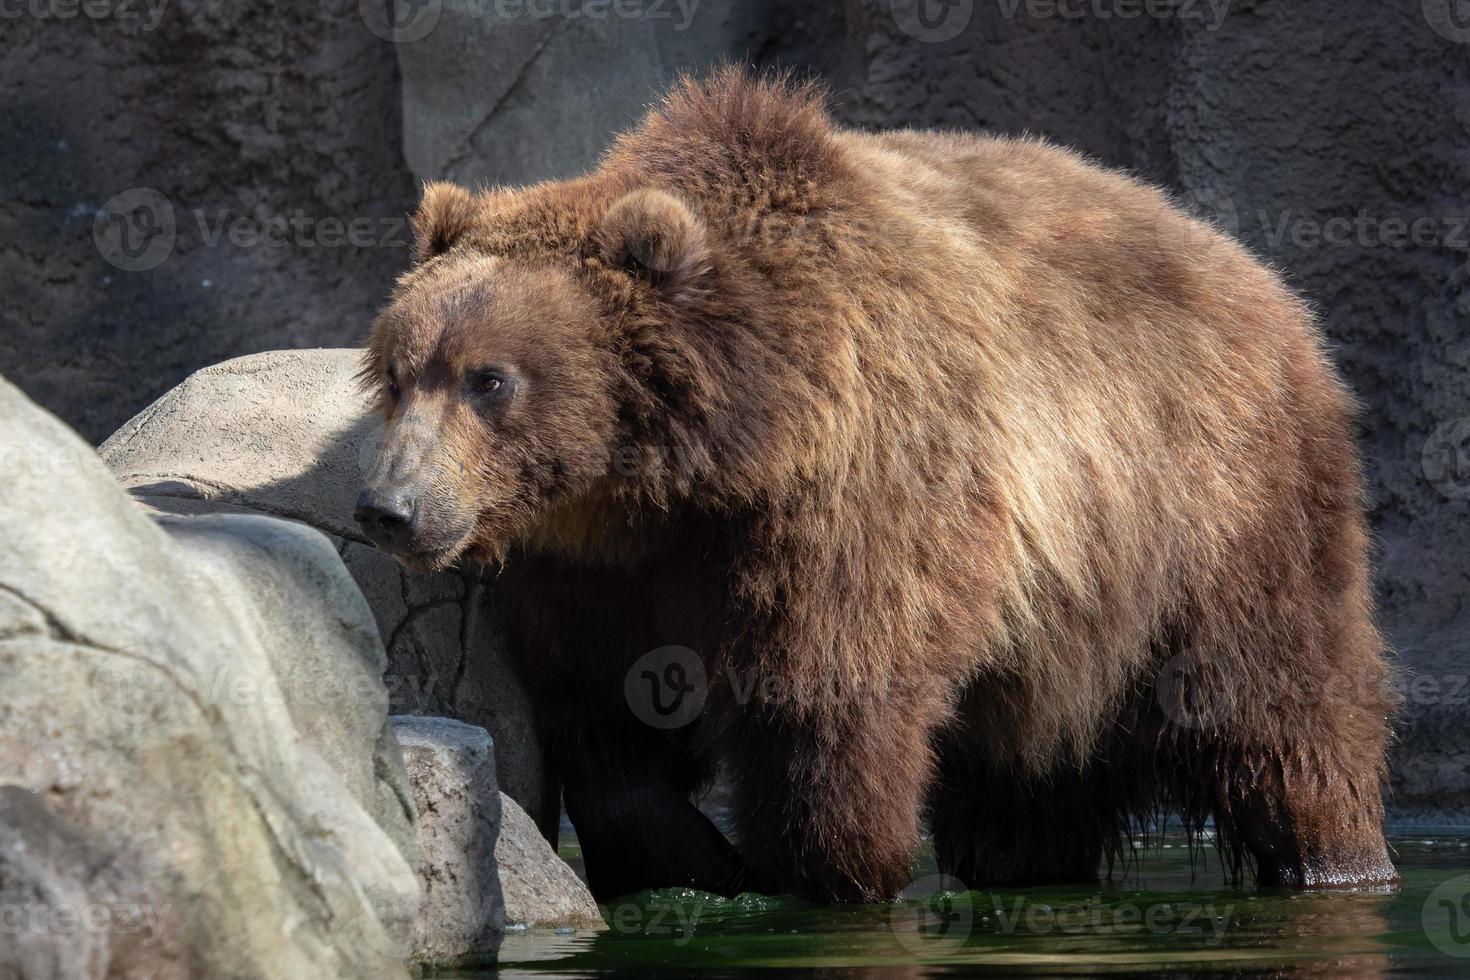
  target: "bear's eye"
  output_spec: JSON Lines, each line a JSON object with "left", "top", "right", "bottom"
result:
{"left": 466, "top": 368, "right": 514, "bottom": 403}
{"left": 385, "top": 368, "right": 401, "bottom": 399}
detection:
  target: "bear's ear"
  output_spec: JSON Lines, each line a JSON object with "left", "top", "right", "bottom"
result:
{"left": 411, "top": 181, "right": 477, "bottom": 263}
{"left": 595, "top": 189, "right": 710, "bottom": 292}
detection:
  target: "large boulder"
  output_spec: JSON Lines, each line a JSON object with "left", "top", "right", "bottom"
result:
{"left": 98, "top": 348, "right": 548, "bottom": 826}
{"left": 0, "top": 375, "right": 420, "bottom": 978}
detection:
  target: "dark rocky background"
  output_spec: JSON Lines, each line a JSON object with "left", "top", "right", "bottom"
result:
{"left": 4, "top": 0, "right": 1467, "bottom": 818}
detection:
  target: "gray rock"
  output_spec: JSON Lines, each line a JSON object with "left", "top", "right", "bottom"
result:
{"left": 391, "top": 714, "right": 602, "bottom": 968}
{"left": 498, "top": 794, "right": 604, "bottom": 932}
{"left": 0, "top": 375, "right": 420, "bottom": 978}
{"left": 0, "top": 787, "right": 186, "bottom": 980}
{"left": 393, "top": 715, "right": 505, "bottom": 967}
{"left": 98, "top": 348, "right": 547, "bottom": 824}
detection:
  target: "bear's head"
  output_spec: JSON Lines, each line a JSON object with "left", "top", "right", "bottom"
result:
{"left": 354, "top": 180, "right": 720, "bottom": 571}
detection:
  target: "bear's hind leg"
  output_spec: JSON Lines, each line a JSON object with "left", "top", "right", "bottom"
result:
{"left": 1159, "top": 631, "right": 1396, "bottom": 887}
{"left": 1193, "top": 723, "right": 1396, "bottom": 888}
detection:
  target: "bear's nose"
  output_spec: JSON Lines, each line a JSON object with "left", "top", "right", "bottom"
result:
{"left": 354, "top": 488, "right": 417, "bottom": 550}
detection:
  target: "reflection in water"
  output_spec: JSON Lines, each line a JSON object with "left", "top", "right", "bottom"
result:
{"left": 484, "top": 835, "right": 1468, "bottom": 977}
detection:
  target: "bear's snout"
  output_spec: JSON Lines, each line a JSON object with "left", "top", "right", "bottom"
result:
{"left": 354, "top": 486, "right": 418, "bottom": 551}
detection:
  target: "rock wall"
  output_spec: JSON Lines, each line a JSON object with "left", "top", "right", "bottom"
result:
{"left": 1, "top": 0, "right": 417, "bottom": 444}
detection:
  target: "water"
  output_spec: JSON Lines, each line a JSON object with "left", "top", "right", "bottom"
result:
{"left": 465, "top": 833, "right": 1470, "bottom": 977}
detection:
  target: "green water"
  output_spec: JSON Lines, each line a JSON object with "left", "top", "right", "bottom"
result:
{"left": 468, "top": 833, "right": 1470, "bottom": 976}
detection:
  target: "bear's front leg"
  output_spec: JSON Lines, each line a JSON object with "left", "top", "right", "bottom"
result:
{"left": 547, "top": 709, "right": 745, "bottom": 901}
{"left": 730, "top": 683, "right": 947, "bottom": 902}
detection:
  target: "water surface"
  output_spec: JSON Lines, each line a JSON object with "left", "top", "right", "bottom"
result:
{"left": 469, "top": 833, "right": 1470, "bottom": 976}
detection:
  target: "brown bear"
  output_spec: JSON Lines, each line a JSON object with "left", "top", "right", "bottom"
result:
{"left": 355, "top": 69, "right": 1395, "bottom": 903}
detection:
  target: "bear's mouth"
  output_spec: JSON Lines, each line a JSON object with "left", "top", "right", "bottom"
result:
{"left": 392, "top": 545, "right": 461, "bottom": 573}
{"left": 375, "top": 523, "right": 477, "bottom": 573}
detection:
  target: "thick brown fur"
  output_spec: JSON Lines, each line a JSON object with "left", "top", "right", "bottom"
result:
{"left": 359, "top": 68, "right": 1396, "bottom": 902}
